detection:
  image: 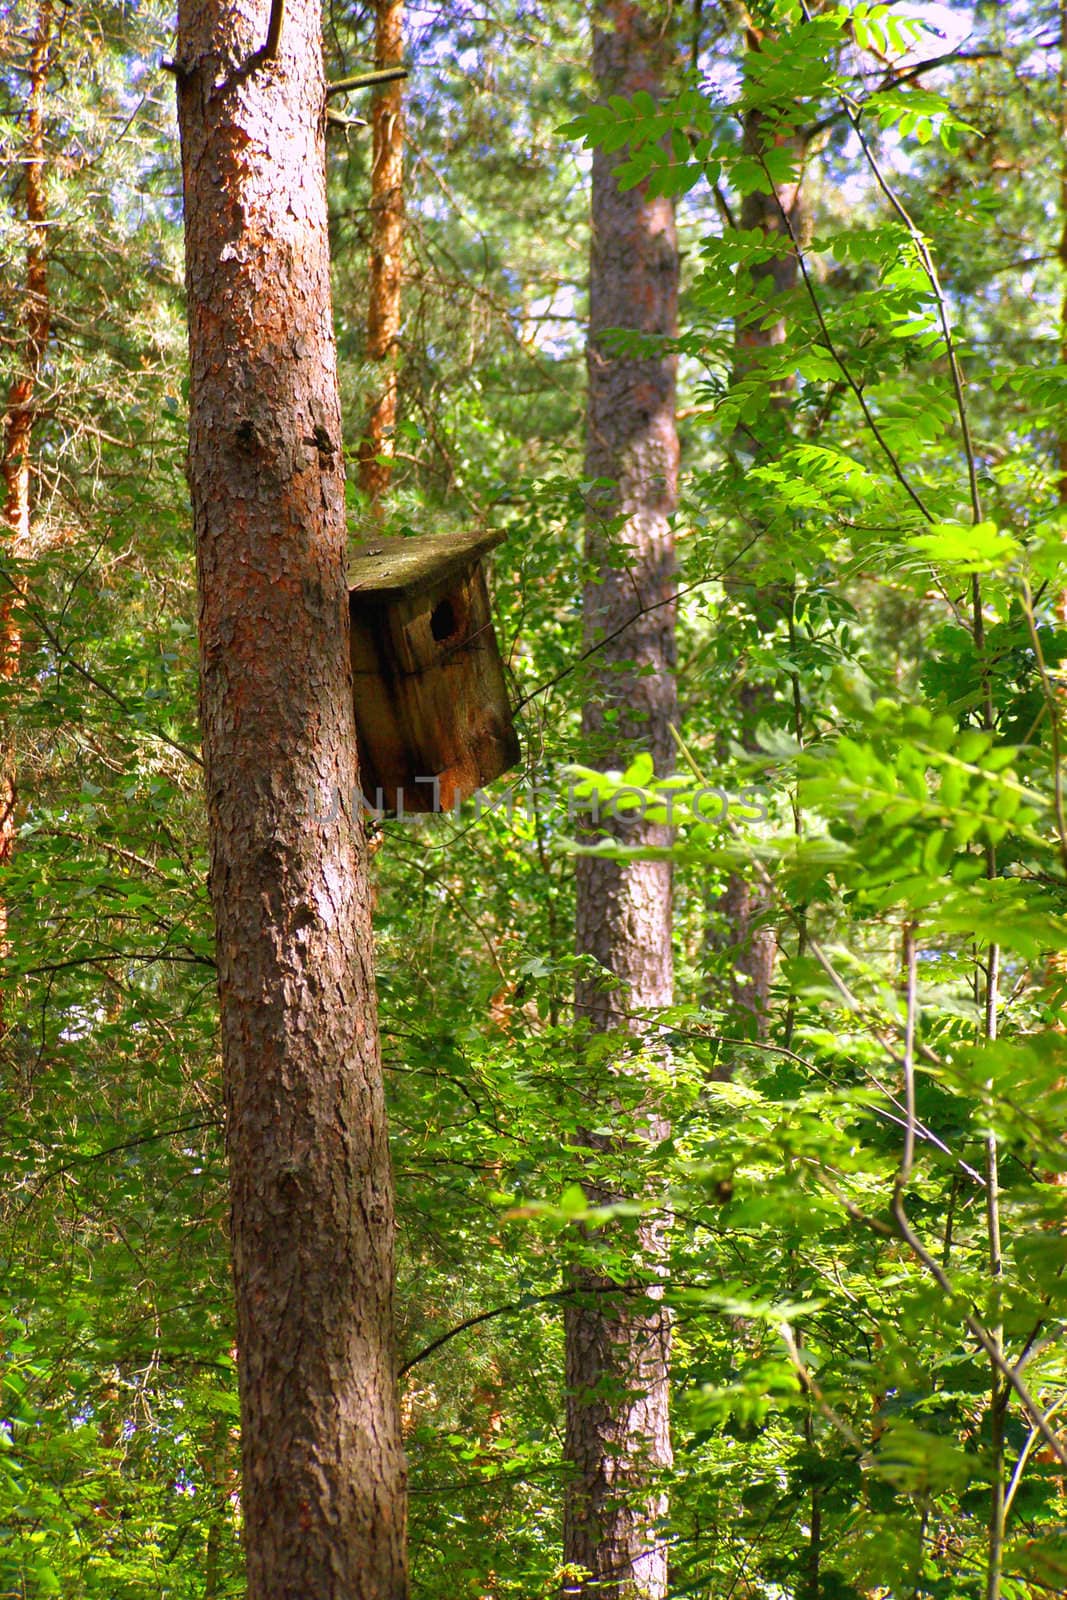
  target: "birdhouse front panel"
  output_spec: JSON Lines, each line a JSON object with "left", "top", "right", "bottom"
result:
{"left": 349, "top": 530, "right": 520, "bottom": 814}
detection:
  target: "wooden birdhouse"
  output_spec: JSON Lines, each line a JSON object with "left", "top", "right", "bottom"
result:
{"left": 348, "top": 528, "right": 521, "bottom": 815}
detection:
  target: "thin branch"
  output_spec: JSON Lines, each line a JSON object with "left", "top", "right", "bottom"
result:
{"left": 326, "top": 65, "right": 409, "bottom": 99}
{"left": 399, "top": 1282, "right": 652, "bottom": 1377}
{"left": 0, "top": 563, "right": 203, "bottom": 768}
{"left": 19, "top": 949, "right": 215, "bottom": 977}
{"left": 894, "top": 921, "right": 919, "bottom": 1201}
{"left": 805, "top": 935, "right": 942, "bottom": 1071}
{"left": 778, "top": 1319, "right": 866, "bottom": 1453}
{"left": 894, "top": 1217, "right": 1067, "bottom": 1468}
{"left": 42, "top": 828, "right": 176, "bottom": 881}
{"left": 166, "top": 0, "right": 286, "bottom": 87}
{"left": 858, "top": 918, "right": 1067, "bottom": 1463}
{"left": 1020, "top": 575, "right": 1067, "bottom": 876}
{"left": 512, "top": 534, "right": 765, "bottom": 715}
{"left": 761, "top": 161, "right": 936, "bottom": 524}
{"left": 383, "top": 835, "right": 508, "bottom": 979}
{"left": 1003, "top": 1392, "right": 1067, "bottom": 1521}
{"left": 1014, "top": 1325, "right": 1067, "bottom": 1380}
{"left": 829, "top": 1179, "right": 1067, "bottom": 1468}
{"left": 798, "top": 0, "right": 984, "bottom": 530}
{"left": 19, "top": 1118, "right": 223, "bottom": 1213}
{"left": 804, "top": 49, "right": 1003, "bottom": 141}
{"left": 845, "top": 98, "right": 983, "bottom": 526}
{"left": 255, "top": 0, "right": 285, "bottom": 65}
{"left": 641, "top": 1013, "right": 983, "bottom": 1186}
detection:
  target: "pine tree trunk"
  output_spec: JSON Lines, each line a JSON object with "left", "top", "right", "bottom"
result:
{"left": 174, "top": 4, "right": 407, "bottom": 1596}
{"left": 357, "top": 0, "right": 404, "bottom": 511}
{"left": 1, "top": 0, "right": 50, "bottom": 548}
{"left": 564, "top": 4, "right": 678, "bottom": 1595}
{"left": 0, "top": 0, "right": 52, "bottom": 1001}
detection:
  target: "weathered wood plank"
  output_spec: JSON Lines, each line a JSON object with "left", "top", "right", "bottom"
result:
{"left": 348, "top": 528, "right": 506, "bottom": 599}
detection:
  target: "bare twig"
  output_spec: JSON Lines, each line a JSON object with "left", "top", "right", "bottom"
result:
{"left": 760, "top": 162, "right": 936, "bottom": 524}
{"left": 778, "top": 1320, "right": 866, "bottom": 1453}
{"left": 512, "top": 534, "right": 765, "bottom": 715}
{"left": 19, "top": 1118, "right": 222, "bottom": 1214}
{"left": 894, "top": 922, "right": 919, "bottom": 1201}
{"left": 0, "top": 562, "right": 202, "bottom": 768}
{"left": 1003, "top": 1392, "right": 1067, "bottom": 1520}
{"left": 326, "top": 65, "right": 408, "bottom": 99}
{"left": 1019, "top": 575, "right": 1067, "bottom": 875}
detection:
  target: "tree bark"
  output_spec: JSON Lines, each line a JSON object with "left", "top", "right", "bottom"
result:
{"left": 564, "top": 5, "right": 678, "bottom": 1595}
{"left": 174, "top": 3, "right": 407, "bottom": 1596}
{"left": 708, "top": 28, "right": 808, "bottom": 1034}
{"left": 357, "top": 0, "right": 405, "bottom": 512}
{"left": 0, "top": 0, "right": 52, "bottom": 1002}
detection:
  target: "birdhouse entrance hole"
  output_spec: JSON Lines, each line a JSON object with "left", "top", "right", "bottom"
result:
{"left": 430, "top": 597, "right": 458, "bottom": 643}
{"left": 348, "top": 529, "right": 521, "bottom": 815}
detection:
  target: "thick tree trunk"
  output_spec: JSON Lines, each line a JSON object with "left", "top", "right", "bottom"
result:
{"left": 0, "top": 0, "right": 52, "bottom": 999}
{"left": 174, "top": 4, "right": 407, "bottom": 1596}
{"left": 357, "top": 0, "right": 404, "bottom": 511}
{"left": 564, "top": 5, "right": 678, "bottom": 1595}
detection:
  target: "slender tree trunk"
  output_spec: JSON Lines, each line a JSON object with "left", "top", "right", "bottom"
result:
{"left": 357, "top": 0, "right": 404, "bottom": 512}
{"left": 1059, "top": 0, "right": 1067, "bottom": 515}
{"left": 564, "top": 5, "right": 678, "bottom": 1595}
{"left": 174, "top": 4, "right": 407, "bottom": 1596}
{"left": 2, "top": 0, "right": 50, "bottom": 547}
{"left": 1041, "top": 0, "right": 1067, "bottom": 989}
{"left": 735, "top": 100, "right": 803, "bottom": 368}
{"left": 708, "top": 27, "right": 807, "bottom": 1033}
{"left": 201, "top": 1411, "right": 240, "bottom": 1598}
{"left": 0, "top": 0, "right": 52, "bottom": 1000}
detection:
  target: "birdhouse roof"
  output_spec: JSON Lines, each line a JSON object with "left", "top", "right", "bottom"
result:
{"left": 348, "top": 528, "right": 506, "bottom": 601}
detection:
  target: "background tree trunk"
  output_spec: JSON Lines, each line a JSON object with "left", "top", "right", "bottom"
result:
{"left": 1, "top": 0, "right": 50, "bottom": 547}
{"left": 357, "top": 0, "right": 405, "bottom": 512}
{"left": 174, "top": 2, "right": 407, "bottom": 1595}
{"left": 708, "top": 27, "right": 808, "bottom": 1035}
{"left": 1059, "top": 0, "right": 1067, "bottom": 512}
{"left": 0, "top": 0, "right": 52, "bottom": 1005}
{"left": 564, "top": 4, "right": 678, "bottom": 1595}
